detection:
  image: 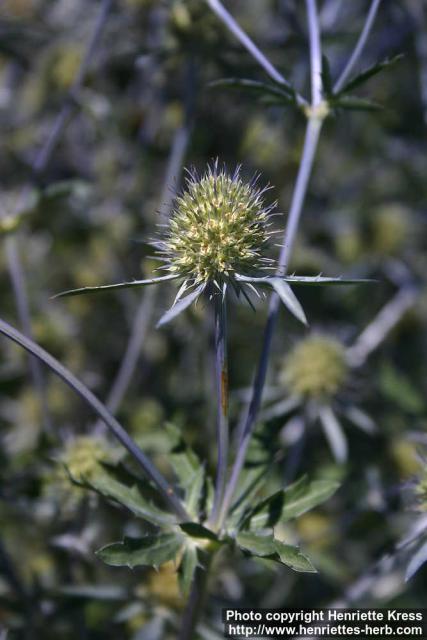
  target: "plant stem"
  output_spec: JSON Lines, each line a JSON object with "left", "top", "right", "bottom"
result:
{"left": 0, "top": 317, "right": 190, "bottom": 521}
{"left": 5, "top": 235, "right": 52, "bottom": 434}
{"left": 306, "top": 0, "right": 323, "bottom": 107}
{"left": 216, "top": 1, "right": 324, "bottom": 530}
{"left": 205, "top": 0, "right": 307, "bottom": 107}
{"left": 178, "top": 560, "right": 211, "bottom": 640}
{"left": 333, "top": 0, "right": 383, "bottom": 93}
{"left": 208, "top": 292, "right": 229, "bottom": 529}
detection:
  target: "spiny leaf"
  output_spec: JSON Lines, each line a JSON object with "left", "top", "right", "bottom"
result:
{"left": 332, "top": 96, "right": 383, "bottom": 112}
{"left": 274, "top": 540, "right": 317, "bottom": 573}
{"left": 75, "top": 467, "right": 176, "bottom": 527}
{"left": 166, "top": 423, "right": 206, "bottom": 518}
{"left": 156, "top": 283, "right": 205, "bottom": 328}
{"left": 236, "top": 531, "right": 316, "bottom": 573}
{"left": 96, "top": 533, "right": 183, "bottom": 569}
{"left": 321, "top": 55, "right": 333, "bottom": 97}
{"left": 282, "top": 275, "right": 374, "bottom": 286}
{"left": 243, "top": 475, "right": 340, "bottom": 529}
{"left": 236, "top": 275, "right": 307, "bottom": 325}
{"left": 178, "top": 547, "right": 199, "bottom": 597}
{"left": 269, "top": 278, "right": 308, "bottom": 326}
{"left": 209, "top": 77, "right": 296, "bottom": 105}
{"left": 53, "top": 274, "right": 178, "bottom": 299}
{"left": 338, "top": 54, "right": 404, "bottom": 95}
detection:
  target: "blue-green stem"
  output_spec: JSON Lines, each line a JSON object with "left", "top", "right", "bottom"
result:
{"left": 208, "top": 291, "right": 229, "bottom": 530}
{"left": 216, "top": 0, "right": 324, "bottom": 531}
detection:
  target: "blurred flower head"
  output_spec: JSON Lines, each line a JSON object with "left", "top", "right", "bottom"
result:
{"left": 281, "top": 335, "right": 348, "bottom": 399}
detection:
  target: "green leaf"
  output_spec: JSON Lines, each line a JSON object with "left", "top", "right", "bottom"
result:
{"left": 178, "top": 547, "right": 199, "bottom": 597}
{"left": 166, "top": 424, "right": 206, "bottom": 518}
{"left": 209, "top": 77, "right": 296, "bottom": 105}
{"left": 338, "top": 54, "right": 404, "bottom": 95}
{"left": 179, "top": 522, "right": 218, "bottom": 542}
{"left": 76, "top": 467, "right": 176, "bottom": 527}
{"left": 96, "top": 533, "right": 183, "bottom": 569}
{"left": 321, "top": 55, "right": 333, "bottom": 97}
{"left": 243, "top": 475, "right": 340, "bottom": 529}
{"left": 332, "top": 96, "right": 383, "bottom": 112}
{"left": 274, "top": 540, "right": 317, "bottom": 573}
{"left": 236, "top": 532, "right": 316, "bottom": 573}
{"left": 53, "top": 274, "right": 178, "bottom": 299}
{"left": 236, "top": 531, "right": 276, "bottom": 556}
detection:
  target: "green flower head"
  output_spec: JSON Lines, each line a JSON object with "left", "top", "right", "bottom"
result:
{"left": 281, "top": 336, "right": 348, "bottom": 399}
{"left": 156, "top": 163, "right": 275, "bottom": 287}
{"left": 54, "top": 161, "right": 368, "bottom": 327}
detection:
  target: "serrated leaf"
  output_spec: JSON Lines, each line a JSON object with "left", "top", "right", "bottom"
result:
{"left": 338, "top": 54, "right": 404, "bottom": 95}
{"left": 209, "top": 77, "right": 296, "bottom": 105}
{"left": 77, "top": 468, "right": 176, "bottom": 527}
{"left": 178, "top": 547, "right": 199, "bottom": 597}
{"left": 274, "top": 540, "right": 317, "bottom": 573}
{"left": 236, "top": 531, "right": 276, "bottom": 556}
{"left": 156, "top": 283, "right": 205, "bottom": 328}
{"left": 96, "top": 533, "right": 183, "bottom": 569}
{"left": 166, "top": 424, "right": 206, "bottom": 518}
{"left": 405, "top": 540, "right": 427, "bottom": 581}
{"left": 243, "top": 475, "right": 340, "bottom": 529}
{"left": 236, "top": 532, "right": 316, "bottom": 573}
{"left": 53, "top": 274, "right": 177, "bottom": 299}
{"left": 321, "top": 55, "right": 333, "bottom": 97}
{"left": 333, "top": 96, "right": 383, "bottom": 112}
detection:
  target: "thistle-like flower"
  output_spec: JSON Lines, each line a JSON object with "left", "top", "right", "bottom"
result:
{"left": 54, "top": 162, "right": 366, "bottom": 327}
{"left": 262, "top": 333, "right": 376, "bottom": 465}
{"left": 157, "top": 166, "right": 274, "bottom": 287}
{"left": 281, "top": 336, "right": 347, "bottom": 399}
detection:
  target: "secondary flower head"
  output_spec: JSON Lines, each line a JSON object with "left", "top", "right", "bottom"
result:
{"left": 156, "top": 164, "right": 274, "bottom": 287}
{"left": 281, "top": 335, "right": 348, "bottom": 399}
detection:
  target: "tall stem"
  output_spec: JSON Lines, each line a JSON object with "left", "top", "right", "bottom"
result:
{"left": 208, "top": 292, "right": 229, "bottom": 529}
{"left": 216, "top": 0, "right": 324, "bottom": 530}
{"left": 217, "top": 118, "right": 322, "bottom": 529}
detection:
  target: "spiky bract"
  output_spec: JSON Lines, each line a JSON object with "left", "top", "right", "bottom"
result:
{"left": 158, "top": 165, "right": 275, "bottom": 288}
{"left": 281, "top": 336, "right": 347, "bottom": 399}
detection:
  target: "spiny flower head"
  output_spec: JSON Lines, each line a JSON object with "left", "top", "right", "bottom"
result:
{"left": 157, "top": 164, "right": 275, "bottom": 287}
{"left": 281, "top": 336, "right": 348, "bottom": 399}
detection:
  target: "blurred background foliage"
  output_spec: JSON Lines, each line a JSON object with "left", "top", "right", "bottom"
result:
{"left": 0, "top": 0, "right": 426, "bottom": 638}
